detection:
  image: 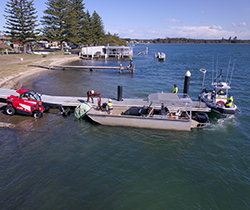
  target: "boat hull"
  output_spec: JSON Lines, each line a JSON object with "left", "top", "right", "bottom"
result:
{"left": 87, "top": 110, "right": 192, "bottom": 131}
{"left": 205, "top": 102, "right": 237, "bottom": 115}
{"left": 201, "top": 92, "right": 237, "bottom": 115}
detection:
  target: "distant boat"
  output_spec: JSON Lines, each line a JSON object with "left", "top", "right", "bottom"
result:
{"left": 33, "top": 51, "right": 52, "bottom": 55}
{"left": 155, "top": 52, "right": 165, "bottom": 61}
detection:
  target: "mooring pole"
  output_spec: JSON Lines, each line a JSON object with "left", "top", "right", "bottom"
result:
{"left": 199, "top": 69, "right": 207, "bottom": 107}
{"left": 183, "top": 70, "right": 191, "bottom": 96}
{"left": 117, "top": 85, "right": 123, "bottom": 101}
{"left": 119, "top": 64, "right": 122, "bottom": 74}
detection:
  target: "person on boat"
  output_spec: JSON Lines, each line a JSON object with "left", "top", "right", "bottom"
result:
{"left": 217, "top": 89, "right": 224, "bottom": 95}
{"left": 107, "top": 99, "right": 113, "bottom": 114}
{"left": 172, "top": 84, "right": 178, "bottom": 93}
{"left": 87, "top": 90, "right": 94, "bottom": 103}
{"left": 225, "top": 94, "right": 233, "bottom": 107}
{"left": 129, "top": 58, "right": 133, "bottom": 68}
{"left": 101, "top": 102, "right": 107, "bottom": 111}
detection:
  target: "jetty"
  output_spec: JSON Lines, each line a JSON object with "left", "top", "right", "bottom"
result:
{"left": 0, "top": 88, "right": 210, "bottom": 114}
{"left": 28, "top": 64, "right": 135, "bottom": 74}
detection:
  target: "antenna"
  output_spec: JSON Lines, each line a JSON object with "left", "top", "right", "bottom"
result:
{"left": 226, "top": 58, "right": 231, "bottom": 83}
{"left": 199, "top": 69, "right": 207, "bottom": 107}
{"left": 216, "top": 58, "right": 218, "bottom": 82}
{"left": 229, "top": 59, "right": 236, "bottom": 85}
{"left": 219, "top": 68, "right": 222, "bottom": 82}
{"left": 215, "top": 68, "right": 223, "bottom": 83}
{"left": 212, "top": 57, "right": 214, "bottom": 84}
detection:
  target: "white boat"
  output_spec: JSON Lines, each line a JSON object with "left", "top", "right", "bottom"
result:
{"left": 85, "top": 93, "right": 209, "bottom": 131}
{"left": 74, "top": 102, "right": 92, "bottom": 118}
{"left": 33, "top": 51, "right": 52, "bottom": 55}
{"left": 155, "top": 52, "right": 165, "bottom": 61}
{"left": 199, "top": 68, "right": 237, "bottom": 115}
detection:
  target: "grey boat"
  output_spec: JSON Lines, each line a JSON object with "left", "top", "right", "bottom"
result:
{"left": 85, "top": 92, "right": 209, "bottom": 131}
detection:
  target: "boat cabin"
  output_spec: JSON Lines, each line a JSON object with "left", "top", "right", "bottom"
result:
{"left": 211, "top": 82, "right": 231, "bottom": 104}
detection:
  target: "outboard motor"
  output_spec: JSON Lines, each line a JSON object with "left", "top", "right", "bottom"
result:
{"left": 193, "top": 112, "right": 209, "bottom": 123}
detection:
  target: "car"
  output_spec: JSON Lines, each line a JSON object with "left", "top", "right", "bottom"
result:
{"left": 63, "top": 46, "right": 71, "bottom": 50}
{"left": 6, "top": 89, "right": 45, "bottom": 118}
{"left": 69, "top": 45, "right": 77, "bottom": 49}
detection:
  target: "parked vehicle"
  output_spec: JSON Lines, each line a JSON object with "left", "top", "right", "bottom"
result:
{"left": 6, "top": 89, "right": 45, "bottom": 118}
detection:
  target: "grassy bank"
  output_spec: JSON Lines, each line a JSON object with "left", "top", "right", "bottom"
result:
{"left": 0, "top": 53, "right": 79, "bottom": 89}
{"left": 0, "top": 52, "right": 77, "bottom": 78}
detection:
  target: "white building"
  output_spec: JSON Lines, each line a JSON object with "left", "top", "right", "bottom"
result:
{"left": 80, "top": 45, "right": 133, "bottom": 60}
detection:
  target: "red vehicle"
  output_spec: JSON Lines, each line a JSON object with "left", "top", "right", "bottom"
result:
{"left": 6, "top": 89, "right": 45, "bottom": 118}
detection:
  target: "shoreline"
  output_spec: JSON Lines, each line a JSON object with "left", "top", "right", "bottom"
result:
{"left": 0, "top": 55, "right": 80, "bottom": 90}
{"left": 0, "top": 54, "right": 80, "bottom": 127}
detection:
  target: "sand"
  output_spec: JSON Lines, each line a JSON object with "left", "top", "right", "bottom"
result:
{"left": 0, "top": 54, "right": 80, "bottom": 89}
{"left": 0, "top": 54, "right": 80, "bottom": 127}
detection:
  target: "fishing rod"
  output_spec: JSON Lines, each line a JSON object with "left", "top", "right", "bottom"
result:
{"left": 212, "top": 57, "right": 214, "bottom": 84}
{"left": 226, "top": 57, "right": 231, "bottom": 83}
{"left": 229, "top": 59, "right": 236, "bottom": 85}
{"left": 215, "top": 68, "right": 223, "bottom": 83}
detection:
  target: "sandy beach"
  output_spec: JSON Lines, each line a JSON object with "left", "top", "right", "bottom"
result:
{"left": 0, "top": 53, "right": 80, "bottom": 127}
{"left": 0, "top": 54, "right": 80, "bottom": 89}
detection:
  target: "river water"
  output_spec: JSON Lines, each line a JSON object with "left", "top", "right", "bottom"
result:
{"left": 1, "top": 44, "right": 250, "bottom": 209}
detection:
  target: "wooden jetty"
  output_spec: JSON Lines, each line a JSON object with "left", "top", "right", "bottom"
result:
{"left": 28, "top": 64, "right": 135, "bottom": 74}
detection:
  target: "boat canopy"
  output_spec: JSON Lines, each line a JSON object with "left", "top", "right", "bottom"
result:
{"left": 148, "top": 93, "right": 193, "bottom": 105}
{"left": 211, "top": 82, "right": 231, "bottom": 90}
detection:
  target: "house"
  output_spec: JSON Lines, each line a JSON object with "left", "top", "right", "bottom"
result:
{"left": 80, "top": 45, "right": 133, "bottom": 60}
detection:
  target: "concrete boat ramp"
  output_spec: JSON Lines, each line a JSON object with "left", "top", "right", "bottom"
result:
{"left": 0, "top": 88, "right": 210, "bottom": 114}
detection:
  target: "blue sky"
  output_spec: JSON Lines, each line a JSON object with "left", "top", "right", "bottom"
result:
{"left": 0, "top": 0, "right": 249, "bottom": 39}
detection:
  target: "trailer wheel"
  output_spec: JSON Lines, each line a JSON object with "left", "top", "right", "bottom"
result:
{"left": 44, "top": 105, "right": 50, "bottom": 113}
{"left": 6, "top": 106, "right": 15, "bottom": 116}
{"left": 33, "top": 111, "right": 43, "bottom": 119}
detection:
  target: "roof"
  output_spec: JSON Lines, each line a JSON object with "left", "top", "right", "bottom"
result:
{"left": 0, "top": 44, "right": 8, "bottom": 48}
{"left": 104, "top": 46, "right": 132, "bottom": 49}
{"left": 211, "top": 82, "right": 231, "bottom": 90}
{"left": 148, "top": 92, "right": 193, "bottom": 104}
{"left": 0, "top": 36, "right": 11, "bottom": 40}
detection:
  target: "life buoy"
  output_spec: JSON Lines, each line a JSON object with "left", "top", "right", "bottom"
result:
{"left": 170, "top": 114, "right": 175, "bottom": 119}
{"left": 216, "top": 100, "right": 225, "bottom": 105}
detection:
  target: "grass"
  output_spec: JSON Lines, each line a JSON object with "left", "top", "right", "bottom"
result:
{"left": 0, "top": 52, "right": 77, "bottom": 78}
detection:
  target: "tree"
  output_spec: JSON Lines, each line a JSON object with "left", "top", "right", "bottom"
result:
{"left": 4, "top": 0, "right": 39, "bottom": 54}
{"left": 41, "top": 0, "right": 70, "bottom": 51}
{"left": 100, "top": 32, "right": 127, "bottom": 46}
{"left": 64, "top": 0, "right": 86, "bottom": 47}
{"left": 91, "top": 10, "right": 105, "bottom": 45}
{"left": 81, "top": 10, "right": 93, "bottom": 45}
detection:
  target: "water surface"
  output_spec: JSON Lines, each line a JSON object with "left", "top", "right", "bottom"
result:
{"left": 1, "top": 44, "right": 250, "bottom": 209}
